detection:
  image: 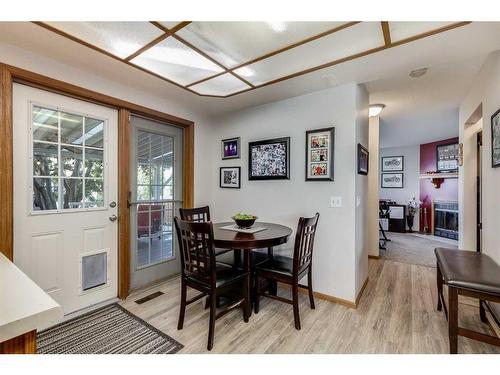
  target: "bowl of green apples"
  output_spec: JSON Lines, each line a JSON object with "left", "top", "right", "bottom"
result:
{"left": 232, "top": 213, "right": 257, "bottom": 229}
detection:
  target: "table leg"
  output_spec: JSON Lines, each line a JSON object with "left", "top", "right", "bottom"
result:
{"left": 244, "top": 250, "right": 252, "bottom": 318}
{"left": 268, "top": 246, "right": 277, "bottom": 296}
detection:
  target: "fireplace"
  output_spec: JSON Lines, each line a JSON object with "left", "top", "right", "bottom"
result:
{"left": 433, "top": 201, "right": 459, "bottom": 240}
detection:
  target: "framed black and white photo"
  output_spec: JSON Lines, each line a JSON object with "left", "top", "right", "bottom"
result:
{"left": 436, "top": 142, "right": 459, "bottom": 172}
{"left": 248, "top": 137, "right": 290, "bottom": 180}
{"left": 305, "top": 127, "right": 335, "bottom": 181}
{"left": 357, "top": 143, "right": 369, "bottom": 175}
{"left": 491, "top": 108, "right": 500, "bottom": 168}
{"left": 381, "top": 156, "right": 404, "bottom": 172}
{"left": 221, "top": 137, "right": 240, "bottom": 160}
{"left": 219, "top": 167, "right": 241, "bottom": 188}
{"left": 381, "top": 173, "right": 404, "bottom": 188}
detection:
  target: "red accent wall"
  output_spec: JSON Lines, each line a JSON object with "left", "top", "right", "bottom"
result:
{"left": 419, "top": 137, "right": 459, "bottom": 232}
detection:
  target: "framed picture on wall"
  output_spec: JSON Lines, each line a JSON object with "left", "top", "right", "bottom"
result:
{"left": 357, "top": 143, "right": 369, "bottom": 175}
{"left": 248, "top": 137, "right": 290, "bottom": 180}
{"left": 221, "top": 137, "right": 240, "bottom": 160}
{"left": 436, "top": 142, "right": 459, "bottom": 172}
{"left": 381, "top": 156, "right": 404, "bottom": 171}
{"left": 305, "top": 127, "right": 335, "bottom": 181}
{"left": 492, "top": 108, "right": 500, "bottom": 168}
{"left": 220, "top": 167, "right": 241, "bottom": 188}
{"left": 381, "top": 173, "right": 404, "bottom": 188}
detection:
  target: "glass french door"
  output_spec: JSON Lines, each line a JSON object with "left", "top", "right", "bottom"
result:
{"left": 129, "top": 115, "right": 183, "bottom": 290}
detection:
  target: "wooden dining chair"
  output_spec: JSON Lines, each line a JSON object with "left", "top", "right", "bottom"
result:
{"left": 174, "top": 217, "right": 249, "bottom": 350}
{"left": 254, "top": 213, "right": 320, "bottom": 330}
{"left": 179, "top": 206, "right": 232, "bottom": 256}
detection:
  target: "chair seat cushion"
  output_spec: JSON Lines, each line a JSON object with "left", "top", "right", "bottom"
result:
{"left": 186, "top": 263, "right": 247, "bottom": 288}
{"left": 435, "top": 247, "right": 500, "bottom": 295}
{"left": 255, "top": 255, "right": 293, "bottom": 276}
{"left": 216, "top": 250, "right": 270, "bottom": 269}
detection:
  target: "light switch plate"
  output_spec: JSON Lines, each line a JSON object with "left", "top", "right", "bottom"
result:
{"left": 330, "top": 196, "right": 342, "bottom": 208}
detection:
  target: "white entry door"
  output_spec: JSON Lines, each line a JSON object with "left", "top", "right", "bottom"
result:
{"left": 13, "top": 84, "right": 118, "bottom": 315}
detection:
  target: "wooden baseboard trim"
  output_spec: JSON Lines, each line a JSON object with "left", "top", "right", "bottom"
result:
{"left": 278, "top": 282, "right": 357, "bottom": 309}
{"left": 355, "top": 277, "right": 369, "bottom": 306}
{"left": 368, "top": 255, "right": 380, "bottom": 259}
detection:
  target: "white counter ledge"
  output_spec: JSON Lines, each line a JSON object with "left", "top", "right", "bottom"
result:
{"left": 0, "top": 252, "right": 63, "bottom": 346}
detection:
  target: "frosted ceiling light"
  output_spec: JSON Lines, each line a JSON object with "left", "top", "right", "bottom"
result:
{"left": 369, "top": 104, "right": 385, "bottom": 117}
{"left": 267, "top": 22, "right": 287, "bottom": 33}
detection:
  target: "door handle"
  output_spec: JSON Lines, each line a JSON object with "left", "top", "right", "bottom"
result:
{"left": 109, "top": 214, "right": 118, "bottom": 222}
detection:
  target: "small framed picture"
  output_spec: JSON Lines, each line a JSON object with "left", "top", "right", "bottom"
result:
{"left": 305, "top": 127, "right": 335, "bottom": 181}
{"left": 221, "top": 137, "right": 240, "bottom": 160}
{"left": 220, "top": 167, "right": 241, "bottom": 188}
{"left": 492, "top": 108, "right": 500, "bottom": 168}
{"left": 249, "top": 137, "right": 290, "bottom": 180}
{"left": 436, "top": 143, "right": 459, "bottom": 172}
{"left": 381, "top": 173, "right": 404, "bottom": 188}
{"left": 381, "top": 156, "right": 404, "bottom": 172}
{"left": 357, "top": 144, "right": 369, "bottom": 175}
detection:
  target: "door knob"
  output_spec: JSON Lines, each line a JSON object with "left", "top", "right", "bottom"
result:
{"left": 109, "top": 214, "right": 118, "bottom": 222}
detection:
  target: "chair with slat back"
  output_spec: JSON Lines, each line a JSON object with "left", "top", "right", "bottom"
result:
{"left": 179, "top": 206, "right": 211, "bottom": 223}
{"left": 254, "top": 213, "right": 320, "bottom": 330}
{"left": 174, "top": 217, "right": 249, "bottom": 350}
{"left": 179, "top": 206, "right": 232, "bottom": 257}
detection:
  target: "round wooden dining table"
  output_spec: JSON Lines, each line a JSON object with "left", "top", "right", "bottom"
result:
{"left": 212, "top": 222, "right": 293, "bottom": 317}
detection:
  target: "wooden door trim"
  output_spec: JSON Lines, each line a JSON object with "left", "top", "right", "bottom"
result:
{"left": 0, "top": 62, "right": 194, "bottom": 300}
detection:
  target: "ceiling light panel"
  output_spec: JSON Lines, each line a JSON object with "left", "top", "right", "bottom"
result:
{"left": 45, "top": 22, "right": 164, "bottom": 59}
{"left": 158, "top": 21, "right": 182, "bottom": 30}
{"left": 190, "top": 73, "right": 251, "bottom": 96}
{"left": 130, "top": 37, "right": 224, "bottom": 86}
{"left": 234, "top": 22, "right": 384, "bottom": 86}
{"left": 176, "top": 22, "right": 347, "bottom": 68}
{"left": 389, "top": 22, "right": 456, "bottom": 42}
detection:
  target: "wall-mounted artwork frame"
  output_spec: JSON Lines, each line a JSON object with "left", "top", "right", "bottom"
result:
{"left": 219, "top": 166, "right": 241, "bottom": 188}
{"left": 357, "top": 143, "right": 369, "bottom": 175}
{"left": 248, "top": 137, "right": 290, "bottom": 180}
{"left": 221, "top": 137, "right": 240, "bottom": 160}
{"left": 381, "top": 173, "right": 404, "bottom": 189}
{"left": 436, "top": 142, "right": 459, "bottom": 172}
{"left": 381, "top": 155, "right": 404, "bottom": 172}
{"left": 305, "top": 127, "right": 335, "bottom": 181}
{"left": 491, "top": 108, "right": 500, "bottom": 168}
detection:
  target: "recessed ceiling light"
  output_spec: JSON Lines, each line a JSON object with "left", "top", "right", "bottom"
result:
{"left": 267, "top": 22, "right": 287, "bottom": 33}
{"left": 409, "top": 67, "right": 428, "bottom": 78}
{"left": 369, "top": 104, "right": 385, "bottom": 117}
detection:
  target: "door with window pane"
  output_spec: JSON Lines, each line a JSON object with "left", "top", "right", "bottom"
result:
{"left": 130, "top": 116, "right": 183, "bottom": 290}
{"left": 13, "top": 84, "right": 118, "bottom": 316}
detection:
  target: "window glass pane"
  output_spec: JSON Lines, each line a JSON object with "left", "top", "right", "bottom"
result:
{"left": 60, "top": 112, "right": 83, "bottom": 144}
{"left": 85, "top": 148, "right": 104, "bottom": 178}
{"left": 137, "top": 164, "right": 151, "bottom": 185}
{"left": 84, "top": 179, "right": 104, "bottom": 208}
{"left": 33, "top": 142, "right": 58, "bottom": 177}
{"left": 62, "top": 178, "right": 83, "bottom": 209}
{"left": 61, "top": 145, "right": 83, "bottom": 177}
{"left": 162, "top": 166, "right": 173, "bottom": 185}
{"left": 33, "top": 178, "right": 58, "bottom": 211}
{"left": 162, "top": 185, "right": 173, "bottom": 200}
{"left": 33, "top": 106, "right": 58, "bottom": 142}
{"left": 85, "top": 118, "right": 104, "bottom": 148}
{"left": 137, "top": 185, "right": 151, "bottom": 200}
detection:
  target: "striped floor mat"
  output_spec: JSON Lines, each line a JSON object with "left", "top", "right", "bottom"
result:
{"left": 37, "top": 303, "right": 183, "bottom": 354}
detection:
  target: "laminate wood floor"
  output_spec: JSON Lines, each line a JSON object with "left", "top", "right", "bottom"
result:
{"left": 120, "top": 259, "right": 500, "bottom": 354}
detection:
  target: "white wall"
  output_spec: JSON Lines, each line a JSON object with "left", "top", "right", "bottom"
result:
{"left": 367, "top": 117, "right": 380, "bottom": 257}
{"left": 210, "top": 84, "right": 367, "bottom": 302}
{"left": 459, "top": 51, "right": 500, "bottom": 320}
{"left": 0, "top": 41, "right": 217, "bottom": 207}
{"left": 379, "top": 145, "right": 421, "bottom": 230}
{"left": 354, "top": 85, "right": 369, "bottom": 295}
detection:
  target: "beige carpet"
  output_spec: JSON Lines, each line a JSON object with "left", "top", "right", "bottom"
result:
{"left": 381, "top": 232, "right": 458, "bottom": 268}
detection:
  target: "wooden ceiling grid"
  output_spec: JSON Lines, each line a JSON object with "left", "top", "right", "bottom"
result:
{"left": 32, "top": 21, "right": 471, "bottom": 98}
